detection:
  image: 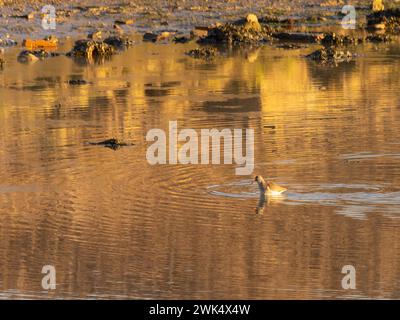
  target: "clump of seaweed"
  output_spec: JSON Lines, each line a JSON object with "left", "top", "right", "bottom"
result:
{"left": 321, "top": 33, "right": 361, "bottom": 46}
{"left": 306, "top": 46, "right": 354, "bottom": 65}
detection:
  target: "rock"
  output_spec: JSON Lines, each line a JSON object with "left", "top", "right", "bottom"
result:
{"left": 321, "top": 33, "right": 361, "bottom": 46}
{"left": 273, "top": 32, "right": 324, "bottom": 43}
{"left": 103, "top": 36, "right": 133, "bottom": 49}
{"left": 367, "top": 9, "right": 400, "bottom": 32}
{"left": 372, "top": 0, "right": 384, "bottom": 12}
{"left": 143, "top": 31, "right": 174, "bottom": 42}
{"left": 199, "top": 18, "right": 272, "bottom": 45}
{"left": 366, "top": 34, "right": 392, "bottom": 42}
{"left": 143, "top": 33, "right": 158, "bottom": 42}
{"left": 88, "top": 31, "right": 102, "bottom": 40}
{"left": 186, "top": 47, "right": 217, "bottom": 60}
{"left": 0, "top": 57, "right": 4, "bottom": 69}
{"left": 173, "top": 36, "right": 191, "bottom": 43}
{"left": 190, "top": 26, "right": 210, "bottom": 39}
{"left": 18, "top": 51, "right": 40, "bottom": 63}
{"left": 306, "top": 46, "right": 354, "bottom": 65}
{"left": 17, "top": 12, "right": 35, "bottom": 20}
{"left": 115, "top": 19, "right": 134, "bottom": 25}
{"left": 244, "top": 14, "right": 262, "bottom": 32}
{"left": 113, "top": 24, "right": 124, "bottom": 34}
{"left": 0, "top": 35, "right": 17, "bottom": 47}
{"left": 67, "top": 39, "right": 114, "bottom": 60}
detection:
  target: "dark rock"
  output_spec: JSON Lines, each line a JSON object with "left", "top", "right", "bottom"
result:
{"left": 115, "top": 19, "right": 134, "bottom": 25}
{"left": 173, "top": 36, "right": 191, "bottom": 43}
{"left": 103, "top": 36, "right": 133, "bottom": 49}
{"left": 273, "top": 32, "right": 324, "bottom": 43}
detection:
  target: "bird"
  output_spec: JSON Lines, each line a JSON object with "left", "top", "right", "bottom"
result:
{"left": 254, "top": 175, "right": 287, "bottom": 196}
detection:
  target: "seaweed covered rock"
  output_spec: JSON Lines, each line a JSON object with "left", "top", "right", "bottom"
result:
{"left": 306, "top": 46, "right": 354, "bottom": 65}
{"left": 199, "top": 14, "right": 272, "bottom": 44}
{"left": 367, "top": 9, "right": 400, "bottom": 32}
{"left": 67, "top": 40, "right": 114, "bottom": 60}
{"left": 186, "top": 47, "right": 217, "bottom": 60}
{"left": 366, "top": 34, "right": 392, "bottom": 42}
{"left": 321, "top": 33, "right": 361, "bottom": 46}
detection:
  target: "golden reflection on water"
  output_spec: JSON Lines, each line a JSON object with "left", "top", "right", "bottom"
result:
{"left": 1, "top": 41, "right": 400, "bottom": 299}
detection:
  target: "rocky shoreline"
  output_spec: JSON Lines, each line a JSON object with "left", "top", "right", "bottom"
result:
{"left": 0, "top": 1, "right": 400, "bottom": 67}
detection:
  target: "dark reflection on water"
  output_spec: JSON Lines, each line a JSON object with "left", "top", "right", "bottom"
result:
{"left": 1, "top": 41, "right": 400, "bottom": 299}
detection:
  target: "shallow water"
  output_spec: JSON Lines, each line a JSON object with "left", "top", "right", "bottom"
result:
{"left": 1, "top": 40, "right": 400, "bottom": 299}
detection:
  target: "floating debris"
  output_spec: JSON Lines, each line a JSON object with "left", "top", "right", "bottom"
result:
{"left": 186, "top": 47, "right": 218, "bottom": 60}
{"left": 88, "top": 138, "right": 132, "bottom": 150}
{"left": 306, "top": 46, "right": 355, "bottom": 65}
{"left": 23, "top": 36, "right": 58, "bottom": 49}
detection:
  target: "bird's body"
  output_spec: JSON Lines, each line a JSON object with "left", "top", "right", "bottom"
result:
{"left": 255, "top": 175, "right": 287, "bottom": 195}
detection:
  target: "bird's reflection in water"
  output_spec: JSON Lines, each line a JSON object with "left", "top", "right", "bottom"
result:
{"left": 255, "top": 193, "right": 286, "bottom": 214}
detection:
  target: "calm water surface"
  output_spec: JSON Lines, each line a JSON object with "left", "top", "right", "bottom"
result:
{"left": 1, "top": 40, "right": 400, "bottom": 299}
